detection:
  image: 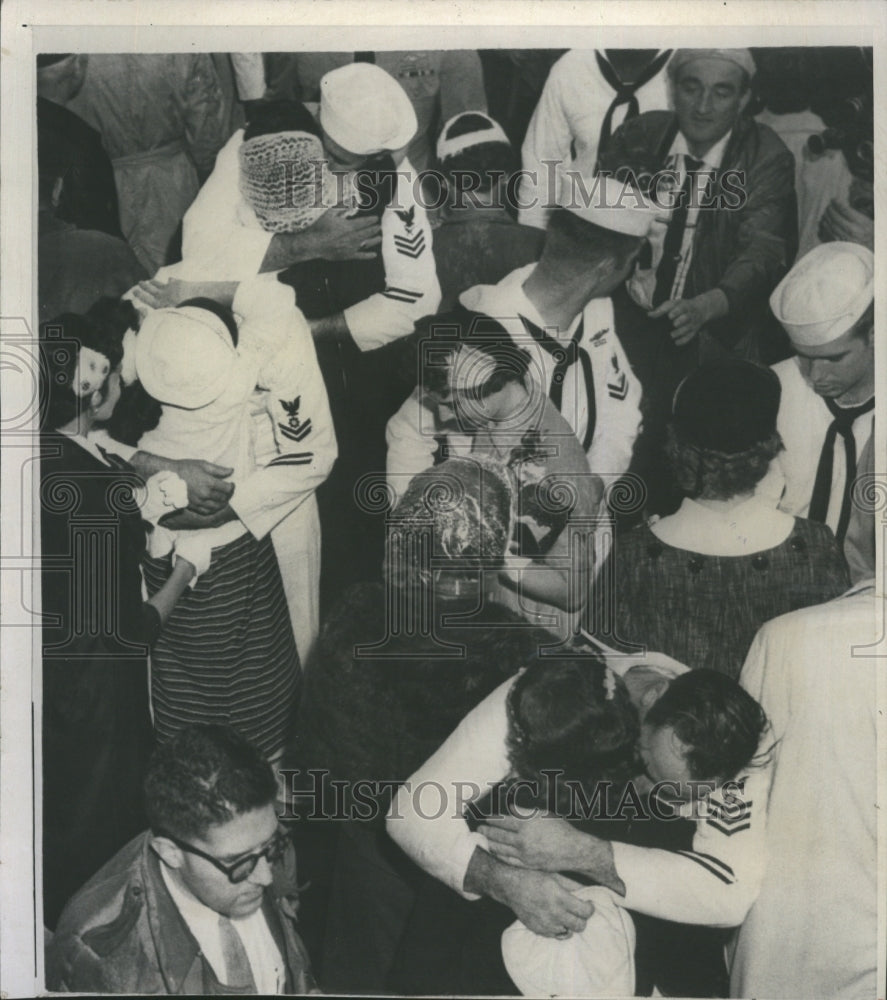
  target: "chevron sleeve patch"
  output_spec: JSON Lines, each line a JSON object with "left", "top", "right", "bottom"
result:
{"left": 393, "top": 231, "right": 426, "bottom": 258}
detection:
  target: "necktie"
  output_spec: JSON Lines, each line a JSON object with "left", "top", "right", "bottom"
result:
{"left": 96, "top": 444, "right": 132, "bottom": 472}
{"left": 432, "top": 434, "right": 451, "bottom": 465}
{"left": 519, "top": 316, "right": 596, "bottom": 451}
{"left": 652, "top": 155, "right": 703, "bottom": 308}
{"left": 808, "top": 395, "right": 875, "bottom": 543}
{"left": 594, "top": 49, "right": 673, "bottom": 162}
{"left": 218, "top": 914, "right": 257, "bottom": 991}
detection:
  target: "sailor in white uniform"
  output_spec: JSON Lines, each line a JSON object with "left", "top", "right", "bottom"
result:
{"left": 178, "top": 61, "right": 440, "bottom": 350}
{"left": 731, "top": 580, "right": 880, "bottom": 999}
{"left": 761, "top": 241, "right": 875, "bottom": 581}
{"left": 387, "top": 648, "right": 772, "bottom": 957}
{"left": 387, "top": 168, "right": 650, "bottom": 506}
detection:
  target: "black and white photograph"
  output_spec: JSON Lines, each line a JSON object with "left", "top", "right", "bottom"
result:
{"left": 0, "top": 2, "right": 885, "bottom": 996}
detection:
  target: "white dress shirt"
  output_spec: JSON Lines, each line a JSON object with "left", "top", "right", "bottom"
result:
{"left": 628, "top": 128, "right": 733, "bottom": 309}
{"left": 161, "top": 864, "right": 286, "bottom": 994}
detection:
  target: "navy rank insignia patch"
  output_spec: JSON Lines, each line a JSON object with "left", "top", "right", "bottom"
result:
{"left": 705, "top": 792, "right": 753, "bottom": 837}
{"left": 393, "top": 228, "right": 426, "bottom": 258}
{"left": 395, "top": 206, "right": 416, "bottom": 232}
{"left": 606, "top": 354, "right": 628, "bottom": 400}
{"left": 279, "top": 395, "right": 313, "bottom": 443}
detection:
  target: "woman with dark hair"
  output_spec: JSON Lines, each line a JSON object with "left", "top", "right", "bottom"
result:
{"left": 386, "top": 653, "right": 642, "bottom": 998}
{"left": 39, "top": 305, "right": 202, "bottom": 928}
{"left": 607, "top": 359, "right": 850, "bottom": 678}
{"left": 504, "top": 657, "right": 639, "bottom": 812}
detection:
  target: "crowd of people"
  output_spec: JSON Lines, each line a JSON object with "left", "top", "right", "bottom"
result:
{"left": 37, "top": 46, "right": 878, "bottom": 997}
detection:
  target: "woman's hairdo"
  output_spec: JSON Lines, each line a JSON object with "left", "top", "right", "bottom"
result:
{"left": 386, "top": 456, "right": 515, "bottom": 591}
{"left": 668, "top": 360, "right": 784, "bottom": 499}
{"left": 506, "top": 658, "right": 639, "bottom": 812}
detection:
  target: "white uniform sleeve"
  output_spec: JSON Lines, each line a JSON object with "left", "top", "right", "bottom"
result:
{"left": 87, "top": 429, "right": 138, "bottom": 463}
{"left": 180, "top": 129, "right": 273, "bottom": 280}
{"left": 610, "top": 761, "right": 771, "bottom": 927}
{"left": 344, "top": 158, "right": 441, "bottom": 351}
{"left": 227, "top": 280, "right": 337, "bottom": 540}
{"left": 385, "top": 391, "right": 475, "bottom": 503}
{"left": 229, "top": 53, "right": 266, "bottom": 101}
{"left": 587, "top": 327, "right": 643, "bottom": 479}
{"left": 385, "top": 391, "right": 437, "bottom": 503}
{"left": 387, "top": 677, "right": 515, "bottom": 899}
{"left": 518, "top": 56, "right": 572, "bottom": 230}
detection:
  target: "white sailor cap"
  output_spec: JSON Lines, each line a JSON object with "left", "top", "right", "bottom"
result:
{"left": 135, "top": 306, "right": 237, "bottom": 410}
{"left": 667, "top": 48, "right": 756, "bottom": 80}
{"left": 436, "top": 111, "right": 511, "bottom": 162}
{"left": 769, "top": 241, "right": 874, "bottom": 347}
{"left": 556, "top": 153, "right": 659, "bottom": 237}
{"left": 319, "top": 63, "right": 417, "bottom": 156}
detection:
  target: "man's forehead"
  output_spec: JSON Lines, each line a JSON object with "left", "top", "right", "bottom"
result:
{"left": 676, "top": 57, "right": 745, "bottom": 86}
{"left": 794, "top": 326, "right": 863, "bottom": 358}
{"left": 198, "top": 805, "right": 279, "bottom": 857}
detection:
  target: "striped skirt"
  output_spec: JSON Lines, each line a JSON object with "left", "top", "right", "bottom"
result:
{"left": 143, "top": 533, "right": 301, "bottom": 758}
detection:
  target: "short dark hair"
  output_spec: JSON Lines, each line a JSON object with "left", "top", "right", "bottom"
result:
{"left": 644, "top": 669, "right": 768, "bottom": 782}
{"left": 243, "top": 99, "right": 321, "bottom": 141}
{"left": 83, "top": 298, "right": 164, "bottom": 447}
{"left": 178, "top": 297, "right": 240, "bottom": 348}
{"left": 545, "top": 207, "right": 645, "bottom": 272}
{"left": 40, "top": 308, "right": 126, "bottom": 430}
{"left": 507, "top": 657, "right": 639, "bottom": 811}
{"left": 145, "top": 725, "right": 278, "bottom": 841}
{"left": 442, "top": 143, "right": 520, "bottom": 196}
{"left": 418, "top": 308, "right": 531, "bottom": 401}
{"left": 848, "top": 301, "right": 875, "bottom": 340}
{"left": 666, "top": 425, "right": 784, "bottom": 500}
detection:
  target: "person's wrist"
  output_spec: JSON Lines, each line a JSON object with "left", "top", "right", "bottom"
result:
{"left": 487, "top": 853, "right": 521, "bottom": 906}
{"left": 174, "top": 556, "right": 197, "bottom": 580}
{"left": 704, "top": 288, "right": 730, "bottom": 321}
{"left": 568, "top": 829, "right": 605, "bottom": 878}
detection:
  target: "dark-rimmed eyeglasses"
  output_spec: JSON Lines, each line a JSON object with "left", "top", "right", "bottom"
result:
{"left": 156, "top": 826, "right": 289, "bottom": 884}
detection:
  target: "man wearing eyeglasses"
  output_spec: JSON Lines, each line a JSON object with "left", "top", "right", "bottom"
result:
{"left": 46, "top": 725, "right": 316, "bottom": 994}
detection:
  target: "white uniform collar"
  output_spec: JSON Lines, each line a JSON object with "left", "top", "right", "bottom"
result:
{"left": 501, "top": 264, "right": 584, "bottom": 340}
{"left": 650, "top": 495, "right": 795, "bottom": 556}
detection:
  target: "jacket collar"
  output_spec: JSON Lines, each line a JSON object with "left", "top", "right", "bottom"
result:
{"left": 140, "top": 836, "right": 207, "bottom": 993}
